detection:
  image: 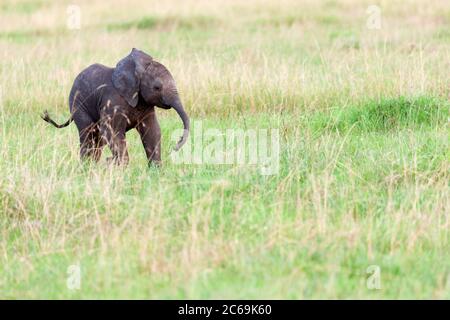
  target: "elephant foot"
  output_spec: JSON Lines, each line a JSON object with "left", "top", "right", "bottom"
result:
{"left": 148, "top": 160, "right": 162, "bottom": 168}
{"left": 106, "top": 156, "right": 129, "bottom": 166}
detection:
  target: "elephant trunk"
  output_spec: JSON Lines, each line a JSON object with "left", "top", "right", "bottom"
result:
{"left": 172, "top": 99, "right": 190, "bottom": 151}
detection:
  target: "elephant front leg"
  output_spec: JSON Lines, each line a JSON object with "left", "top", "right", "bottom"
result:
{"left": 99, "top": 121, "right": 129, "bottom": 165}
{"left": 136, "top": 111, "right": 161, "bottom": 166}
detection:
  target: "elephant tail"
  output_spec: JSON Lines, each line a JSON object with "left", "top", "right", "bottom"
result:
{"left": 41, "top": 110, "right": 73, "bottom": 128}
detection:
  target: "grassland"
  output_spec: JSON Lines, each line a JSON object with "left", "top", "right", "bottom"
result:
{"left": 0, "top": 0, "right": 449, "bottom": 299}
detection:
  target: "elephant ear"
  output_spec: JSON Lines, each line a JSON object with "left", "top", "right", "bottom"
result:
{"left": 112, "top": 49, "right": 152, "bottom": 107}
{"left": 130, "top": 48, "right": 153, "bottom": 75}
{"left": 112, "top": 52, "right": 139, "bottom": 107}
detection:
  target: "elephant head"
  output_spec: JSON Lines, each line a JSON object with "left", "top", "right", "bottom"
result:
{"left": 112, "top": 48, "right": 189, "bottom": 151}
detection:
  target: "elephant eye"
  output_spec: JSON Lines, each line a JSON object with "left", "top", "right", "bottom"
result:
{"left": 153, "top": 84, "right": 162, "bottom": 91}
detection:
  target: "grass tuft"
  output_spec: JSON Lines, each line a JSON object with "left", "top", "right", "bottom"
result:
{"left": 312, "top": 96, "right": 449, "bottom": 133}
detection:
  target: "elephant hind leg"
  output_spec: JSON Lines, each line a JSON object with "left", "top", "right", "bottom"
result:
{"left": 74, "top": 110, "right": 95, "bottom": 161}
{"left": 98, "top": 122, "right": 129, "bottom": 165}
{"left": 77, "top": 121, "right": 105, "bottom": 162}
{"left": 74, "top": 110, "right": 105, "bottom": 162}
{"left": 79, "top": 125, "right": 97, "bottom": 161}
{"left": 90, "top": 126, "right": 106, "bottom": 162}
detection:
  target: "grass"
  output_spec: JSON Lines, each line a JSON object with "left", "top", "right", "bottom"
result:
{"left": 107, "top": 15, "right": 218, "bottom": 32}
{"left": 0, "top": 0, "right": 449, "bottom": 299}
{"left": 311, "top": 96, "right": 450, "bottom": 132}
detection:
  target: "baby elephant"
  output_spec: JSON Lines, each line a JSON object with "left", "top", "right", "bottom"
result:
{"left": 42, "top": 48, "right": 190, "bottom": 165}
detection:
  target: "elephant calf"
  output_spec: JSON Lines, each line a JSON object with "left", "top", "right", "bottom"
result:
{"left": 42, "top": 48, "right": 190, "bottom": 165}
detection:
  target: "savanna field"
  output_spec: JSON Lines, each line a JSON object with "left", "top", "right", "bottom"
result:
{"left": 0, "top": 0, "right": 449, "bottom": 299}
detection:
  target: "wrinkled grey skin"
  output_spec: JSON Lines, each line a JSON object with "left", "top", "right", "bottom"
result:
{"left": 42, "top": 48, "right": 190, "bottom": 165}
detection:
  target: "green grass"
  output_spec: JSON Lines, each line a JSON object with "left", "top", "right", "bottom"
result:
{"left": 0, "top": 0, "right": 449, "bottom": 299}
{"left": 107, "top": 15, "right": 218, "bottom": 32}
{"left": 311, "top": 96, "right": 450, "bottom": 133}
{"left": 0, "top": 0, "right": 44, "bottom": 14}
